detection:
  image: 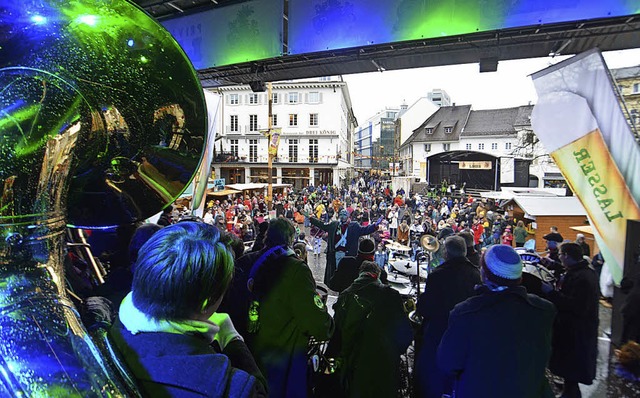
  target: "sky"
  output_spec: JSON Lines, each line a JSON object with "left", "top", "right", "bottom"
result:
{"left": 343, "top": 48, "right": 640, "bottom": 123}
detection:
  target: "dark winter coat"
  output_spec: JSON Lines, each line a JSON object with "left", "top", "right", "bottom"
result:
{"left": 438, "top": 285, "right": 556, "bottom": 398}
{"left": 621, "top": 272, "right": 640, "bottom": 343}
{"left": 309, "top": 217, "right": 378, "bottom": 286}
{"left": 329, "top": 255, "right": 390, "bottom": 293}
{"left": 249, "top": 252, "right": 334, "bottom": 398}
{"left": 415, "top": 256, "right": 481, "bottom": 398}
{"left": 110, "top": 318, "right": 266, "bottom": 397}
{"left": 545, "top": 259, "right": 599, "bottom": 384}
{"left": 327, "top": 274, "right": 413, "bottom": 398}
{"left": 218, "top": 250, "right": 261, "bottom": 340}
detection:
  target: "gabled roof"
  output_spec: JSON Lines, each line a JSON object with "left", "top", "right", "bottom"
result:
{"left": 403, "top": 105, "right": 471, "bottom": 146}
{"left": 461, "top": 105, "right": 533, "bottom": 137}
{"left": 611, "top": 65, "right": 640, "bottom": 80}
{"left": 505, "top": 196, "right": 586, "bottom": 217}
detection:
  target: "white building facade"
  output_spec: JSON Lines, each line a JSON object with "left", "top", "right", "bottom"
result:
{"left": 211, "top": 76, "right": 357, "bottom": 189}
{"left": 399, "top": 105, "right": 561, "bottom": 188}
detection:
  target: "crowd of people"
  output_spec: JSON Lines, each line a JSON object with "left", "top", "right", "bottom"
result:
{"left": 67, "top": 176, "right": 640, "bottom": 398}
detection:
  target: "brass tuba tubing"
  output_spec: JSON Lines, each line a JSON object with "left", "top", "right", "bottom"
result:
{"left": 0, "top": 1, "right": 207, "bottom": 395}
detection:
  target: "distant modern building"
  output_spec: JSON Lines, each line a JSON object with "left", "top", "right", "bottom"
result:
{"left": 611, "top": 65, "right": 640, "bottom": 133}
{"left": 353, "top": 108, "right": 399, "bottom": 173}
{"left": 427, "top": 88, "right": 451, "bottom": 107}
{"left": 399, "top": 105, "right": 559, "bottom": 190}
{"left": 210, "top": 76, "right": 357, "bottom": 189}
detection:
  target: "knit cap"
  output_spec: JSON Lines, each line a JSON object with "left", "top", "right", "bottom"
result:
{"left": 481, "top": 244, "right": 523, "bottom": 286}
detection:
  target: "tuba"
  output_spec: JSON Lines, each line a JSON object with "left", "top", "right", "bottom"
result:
{"left": 0, "top": 1, "right": 207, "bottom": 395}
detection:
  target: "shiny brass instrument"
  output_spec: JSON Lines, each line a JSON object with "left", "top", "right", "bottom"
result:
{"left": 420, "top": 234, "right": 440, "bottom": 252}
{"left": 0, "top": 1, "right": 207, "bottom": 396}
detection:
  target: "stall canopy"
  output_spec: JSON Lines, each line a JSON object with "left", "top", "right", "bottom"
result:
{"left": 207, "top": 188, "right": 241, "bottom": 197}
{"left": 225, "top": 183, "right": 267, "bottom": 191}
{"left": 225, "top": 183, "right": 292, "bottom": 191}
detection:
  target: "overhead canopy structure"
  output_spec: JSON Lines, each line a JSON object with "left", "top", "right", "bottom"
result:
{"left": 132, "top": 0, "right": 640, "bottom": 87}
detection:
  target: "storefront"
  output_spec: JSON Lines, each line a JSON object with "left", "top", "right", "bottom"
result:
{"left": 281, "top": 168, "right": 310, "bottom": 190}
{"left": 219, "top": 167, "right": 245, "bottom": 184}
{"left": 314, "top": 168, "right": 333, "bottom": 187}
{"left": 249, "top": 167, "right": 277, "bottom": 183}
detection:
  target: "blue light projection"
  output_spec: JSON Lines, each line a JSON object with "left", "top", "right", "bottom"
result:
{"left": 288, "top": 0, "right": 640, "bottom": 54}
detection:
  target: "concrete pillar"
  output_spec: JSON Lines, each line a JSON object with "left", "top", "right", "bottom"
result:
{"left": 276, "top": 167, "right": 282, "bottom": 185}
{"left": 309, "top": 167, "right": 315, "bottom": 187}
{"left": 214, "top": 166, "right": 221, "bottom": 180}
{"left": 244, "top": 167, "right": 251, "bottom": 183}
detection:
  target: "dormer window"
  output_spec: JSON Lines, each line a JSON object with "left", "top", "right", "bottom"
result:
{"left": 444, "top": 126, "right": 453, "bottom": 133}
{"left": 425, "top": 127, "right": 433, "bottom": 134}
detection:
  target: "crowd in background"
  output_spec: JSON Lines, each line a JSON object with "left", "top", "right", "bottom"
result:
{"left": 63, "top": 173, "right": 640, "bottom": 398}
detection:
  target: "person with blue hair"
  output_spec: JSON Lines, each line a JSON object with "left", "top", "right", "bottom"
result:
{"left": 110, "top": 221, "right": 267, "bottom": 397}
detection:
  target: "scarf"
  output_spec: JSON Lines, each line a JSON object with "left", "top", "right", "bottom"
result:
{"left": 119, "top": 292, "right": 220, "bottom": 344}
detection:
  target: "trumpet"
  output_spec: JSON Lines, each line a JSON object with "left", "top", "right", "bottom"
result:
{"left": 0, "top": 1, "right": 207, "bottom": 395}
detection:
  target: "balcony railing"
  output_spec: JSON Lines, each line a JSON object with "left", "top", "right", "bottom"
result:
{"left": 214, "top": 152, "right": 240, "bottom": 163}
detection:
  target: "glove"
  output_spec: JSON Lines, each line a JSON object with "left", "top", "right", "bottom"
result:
{"left": 541, "top": 281, "right": 554, "bottom": 294}
{"left": 210, "top": 312, "right": 243, "bottom": 349}
{"left": 81, "top": 296, "right": 115, "bottom": 329}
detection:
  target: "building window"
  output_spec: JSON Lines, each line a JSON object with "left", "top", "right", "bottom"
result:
{"left": 634, "top": 83, "right": 640, "bottom": 94}
{"left": 308, "top": 92, "right": 320, "bottom": 104}
{"left": 505, "top": 142, "right": 512, "bottom": 150}
{"left": 248, "top": 93, "right": 258, "bottom": 105}
{"left": 289, "top": 114, "right": 298, "bottom": 127}
{"left": 425, "top": 127, "right": 433, "bottom": 134}
{"left": 309, "top": 139, "right": 318, "bottom": 163}
{"left": 230, "top": 139, "right": 238, "bottom": 157}
{"left": 272, "top": 93, "right": 279, "bottom": 104}
{"left": 424, "top": 143, "right": 431, "bottom": 152}
{"left": 310, "top": 113, "right": 318, "bottom": 126}
{"left": 288, "top": 92, "right": 299, "bottom": 104}
{"left": 249, "top": 115, "right": 258, "bottom": 132}
{"left": 466, "top": 143, "right": 472, "bottom": 150}
{"left": 230, "top": 115, "right": 238, "bottom": 132}
{"left": 444, "top": 126, "right": 453, "bottom": 134}
{"left": 443, "top": 143, "right": 451, "bottom": 151}
{"left": 478, "top": 143, "right": 485, "bottom": 150}
{"left": 229, "top": 94, "right": 239, "bottom": 105}
{"left": 491, "top": 143, "right": 498, "bottom": 150}
{"left": 249, "top": 139, "right": 258, "bottom": 162}
{"left": 289, "top": 139, "right": 298, "bottom": 162}
{"left": 272, "top": 114, "right": 278, "bottom": 127}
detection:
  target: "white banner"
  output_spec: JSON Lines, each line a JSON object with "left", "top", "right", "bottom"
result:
{"left": 531, "top": 49, "right": 640, "bottom": 283}
{"left": 500, "top": 157, "right": 515, "bottom": 184}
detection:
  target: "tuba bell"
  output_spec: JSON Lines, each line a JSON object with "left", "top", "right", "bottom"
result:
{"left": 0, "top": 1, "right": 207, "bottom": 395}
